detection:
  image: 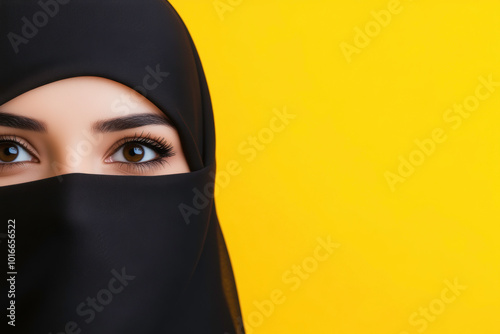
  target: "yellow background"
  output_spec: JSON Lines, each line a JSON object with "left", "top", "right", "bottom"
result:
{"left": 171, "top": 1, "right": 500, "bottom": 333}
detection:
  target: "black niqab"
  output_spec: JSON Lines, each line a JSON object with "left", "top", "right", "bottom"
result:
{"left": 0, "top": 0, "right": 244, "bottom": 333}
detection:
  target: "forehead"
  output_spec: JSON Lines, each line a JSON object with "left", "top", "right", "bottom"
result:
{"left": 1, "top": 76, "right": 162, "bottom": 120}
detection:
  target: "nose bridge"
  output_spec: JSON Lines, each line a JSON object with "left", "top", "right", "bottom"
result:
{"left": 47, "top": 129, "right": 103, "bottom": 176}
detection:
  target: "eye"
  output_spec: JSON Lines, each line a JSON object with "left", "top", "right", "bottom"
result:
{"left": 109, "top": 142, "right": 159, "bottom": 163}
{"left": 0, "top": 141, "right": 36, "bottom": 163}
{"left": 103, "top": 132, "right": 175, "bottom": 173}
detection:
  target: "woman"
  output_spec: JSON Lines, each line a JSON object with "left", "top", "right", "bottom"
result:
{"left": 0, "top": 0, "right": 244, "bottom": 333}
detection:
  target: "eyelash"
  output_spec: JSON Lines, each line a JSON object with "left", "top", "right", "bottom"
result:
{"left": 106, "top": 131, "right": 175, "bottom": 173}
{"left": 0, "top": 132, "right": 175, "bottom": 174}
{"left": 0, "top": 135, "right": 38, "bottom": 172}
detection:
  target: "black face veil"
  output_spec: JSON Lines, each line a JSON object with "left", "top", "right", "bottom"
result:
{"left": 0, "top": 0, "right": 244, "bottom": 333}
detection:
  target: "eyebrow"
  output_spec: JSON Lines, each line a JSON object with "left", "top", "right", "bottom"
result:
{"left": 92, "top": 114, "right": 174, "bottom": 133}
{"left": 0, "top": 110, "right": 174, "bottom": 133}
{"left": 0, "top": 111, "right": 48, "bottom": 132}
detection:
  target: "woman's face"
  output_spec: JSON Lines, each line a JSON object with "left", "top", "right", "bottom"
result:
{"left": 0, "top": 76, "right": 190, "bottom": 186}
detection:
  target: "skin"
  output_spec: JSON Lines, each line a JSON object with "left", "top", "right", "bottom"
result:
{"left": 0, "top": 76, "right": 190, "bottom": 187}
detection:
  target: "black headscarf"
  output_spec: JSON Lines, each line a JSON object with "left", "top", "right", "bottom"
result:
{"left": 0, "top": 0, "right": 244, "bottom": 333}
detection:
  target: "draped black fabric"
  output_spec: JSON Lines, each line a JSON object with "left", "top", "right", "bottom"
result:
{"left": 0, "top": 0, "right": 244, "bottom": 333}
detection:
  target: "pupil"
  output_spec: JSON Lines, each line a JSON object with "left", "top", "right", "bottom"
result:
{"left": 124, "top": 144, "right": 144, "bottom": 162}
{"left": 0, "top": 144, "right": 19, "bottom": 162}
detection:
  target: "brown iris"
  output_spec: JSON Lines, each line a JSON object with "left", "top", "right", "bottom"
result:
{"left": 123, "top": 143, "right": 145, "bottom": 162}
{"left": 0, "top": 143, "right": 19, "bottom": 162}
